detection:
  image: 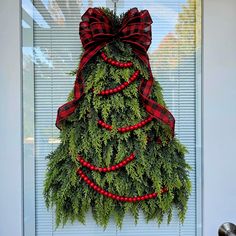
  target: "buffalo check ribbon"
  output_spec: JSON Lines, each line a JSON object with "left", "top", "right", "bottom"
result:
{"left": 56, "top": 7, "right": 175, "bottom": 137}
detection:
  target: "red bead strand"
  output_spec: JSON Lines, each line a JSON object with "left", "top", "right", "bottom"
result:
{"left": 101, "top": 52, "right": 133, "bottom": 68}
{"left": 97, "top": 116, "right": 153, "bottom": 133}
{"left": 76, "top": 168, "right": 168, "bottom": 202}
{"left": 98, "top": 70, "right": 140, "bottom": 96}
{"left": 118, "top": 116, "right": 153, "bottom": 133}
{"left": 97, "top": 120, "right": 112, "bottom": 130}
{"left": 77, "top": 153, "right": 135, "bottom": 172}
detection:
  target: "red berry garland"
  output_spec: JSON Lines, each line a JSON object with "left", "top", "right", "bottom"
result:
{"left": 77, "top": 168, "right": 168, "bottom": 202}
{"left": 97, "top": 120, "right": 112, "bottom": 130}
{"left": 101, "top": 52, "right": 133, "bottom": 68}
{"left": 118, "top": 116, "right": 153, "bottom": 133}
{"left": 98, "top": 70, "right": 140, "bottom": 96}
{"left": 77, "top": 153, "right": 135, "bottom": 172}
{"left": 97, "top": 116, "right": 153, "bottom": 132}
{"left": 78, "top": 52, "right": 160, "bottom": 202}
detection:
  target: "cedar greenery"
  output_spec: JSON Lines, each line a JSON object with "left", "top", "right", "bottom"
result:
{"left": 44, "top": 8, "right": 191, "bottom": 228}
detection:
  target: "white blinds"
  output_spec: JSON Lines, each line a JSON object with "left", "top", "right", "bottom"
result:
{"left": 31, "top": 0, "right": 199, "bottom": 235}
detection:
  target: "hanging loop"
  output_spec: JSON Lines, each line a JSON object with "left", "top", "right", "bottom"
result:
{"left": 112, "top": 0, "right": 119, "bottom": 15}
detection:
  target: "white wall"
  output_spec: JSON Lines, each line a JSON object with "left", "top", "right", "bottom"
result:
{"left": 0, "top": 0, "right": 236, "bottom": 236}
{"left": 0, "top": 1, "right": 22, "bottom": 236}
{"left": 203, "top": 0, "right": 236, "bottom": 235}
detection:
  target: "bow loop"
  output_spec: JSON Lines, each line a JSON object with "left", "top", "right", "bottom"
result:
{"left": 121, "top": 8, "right": 152, "bottom": 28}
{"left": 81, "top": 7, "right": 111, "bottom": 24}
{"left": 79, "top": 8, "right": 113, "bottom": 49}
{"left": 90, "top": 22, "right": 114, "bottom": 39}
{"left": 119, "top": 9, "right": 152, "bottom": 53}
{"left": 119, "top": 22, "right": 152, "bottom": 52}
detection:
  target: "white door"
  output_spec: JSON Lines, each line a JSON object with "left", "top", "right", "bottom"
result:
{"left": 22, "top": 0, "right": 202, "bottom": 235}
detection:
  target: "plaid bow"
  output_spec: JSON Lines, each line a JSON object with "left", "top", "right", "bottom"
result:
{"left": 56, "top": 7, "right": 175, "bottom": 137}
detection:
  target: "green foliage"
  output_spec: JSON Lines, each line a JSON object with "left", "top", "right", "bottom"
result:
{"left": 44, "top": 10, "right": 191, "bottom": 229}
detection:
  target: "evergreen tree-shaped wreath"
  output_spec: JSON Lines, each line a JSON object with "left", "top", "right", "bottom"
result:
{"left": 44, "top": 7, "right": 191, "bottom": 228}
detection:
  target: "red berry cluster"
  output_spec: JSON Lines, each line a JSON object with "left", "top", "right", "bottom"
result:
{"left": 77, "top": 153, "right": 135, "bottom": 172}
{"left": 77, "top": 168, "right": 168, "bottom": 202}
{"left": 101, "top": 52, "right": 133, "bottom": 68}
{"left": 98, "top": 70, "right": 140, "bottom": 96}
{"left": 118, "top": 116, "right": 153, "bottom": 133}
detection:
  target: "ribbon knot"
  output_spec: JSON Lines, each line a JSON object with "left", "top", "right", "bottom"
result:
{"left": 56, "top": 7, "right": 175, "bottom": 137}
